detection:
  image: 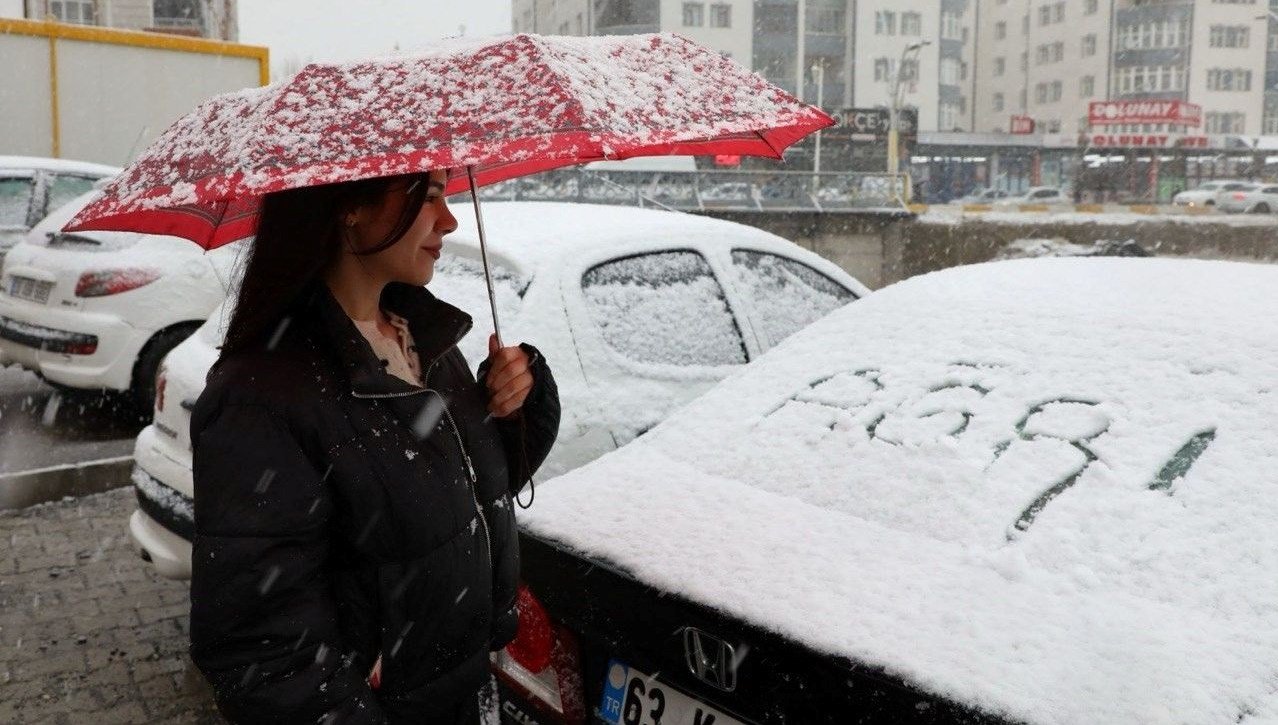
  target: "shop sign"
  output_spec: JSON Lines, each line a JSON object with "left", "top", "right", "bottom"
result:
{"left": 1088, "top": 101, "right": 1202, "bottom": 127}
{"left": 1090, "top": 134, "right": 1210, "bottom": 148}
{"left": 829, "top": 108, "right": 919, "bottom": 139}
{"left": 1010, "top": 116, "right": 1036, "bottom": 134}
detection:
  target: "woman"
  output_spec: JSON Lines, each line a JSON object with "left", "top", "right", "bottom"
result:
{"left": 188, "top": 169, "right": 560, "bottom": 724}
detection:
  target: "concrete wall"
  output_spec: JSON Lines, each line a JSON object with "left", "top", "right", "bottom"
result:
{"left": 698, "top": 210, "right": 1278, "bottom": 289}
{"left": 0, "top": 0, "right": 23, "bottom": 18}
{"left": 0, "top": 34, "right": 54, "bottom": 155}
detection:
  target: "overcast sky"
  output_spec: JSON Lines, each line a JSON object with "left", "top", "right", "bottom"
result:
{"left": 239, "top": 1, "right": 513, "bottom": 80}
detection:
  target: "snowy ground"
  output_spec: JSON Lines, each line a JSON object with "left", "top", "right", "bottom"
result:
{"left": 0, "top": 487, "right": 219, "bottom": 723}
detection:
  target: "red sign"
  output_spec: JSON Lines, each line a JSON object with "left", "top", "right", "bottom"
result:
{"left": 714, "top": 154, "right": 741, "bottom": 167}
{"left": 1090, "top": 134, "right": 1210, "bottom": 149}
{"left": 1089, "top": 101, "right": 1202, "bottom": 127}
{"left": 1010, "top": 116, "right": 1036, "bottom": 134}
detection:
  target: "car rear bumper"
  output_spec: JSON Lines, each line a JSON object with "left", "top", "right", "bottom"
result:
{"left": 129, "top": 426, "right": 194, "bottom": 579}
{"left": 0, "top": 294, "right": 146, "bottom": 390}
{"left": 128, "top": 508, "right": 192, "bottom": 580}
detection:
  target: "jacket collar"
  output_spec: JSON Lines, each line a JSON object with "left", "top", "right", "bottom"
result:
{"left": 308, "top": 281, "right": 473, "bottom": 398}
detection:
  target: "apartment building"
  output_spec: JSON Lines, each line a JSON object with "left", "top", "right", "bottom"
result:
{"left": 514, "top": 0, "right": 976, "bottom": 132}
{"left": 17, "top": 0, "right": 237, "bottom": 40}
{"left": 972, "top": 0, "right": 1278, "bottom": 138}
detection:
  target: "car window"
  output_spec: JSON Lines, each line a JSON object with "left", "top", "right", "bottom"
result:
{"left": 1223, "top": 183, "right": 1247, "bottom": 191}
{"left": 730, "top": 250, "right": 857, "bottom": 351}
{"left": 0, "top": 177, "right": 35, "bottom": 227}
{"left": 1197, "top": 183, "right": 1221, "bottom": 191}
{"left": 582, "top": 250, "right": 747, "bottom": 366}
{"left": 46, "top": 175, "right": 98, "bottom": 215}
{"left": 1263, "top": 187, "right": 1278, "bottom": 194}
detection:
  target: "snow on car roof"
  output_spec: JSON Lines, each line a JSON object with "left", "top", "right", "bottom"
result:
{"left": 0, "top": 156, "right": 120, "bottom": 177}
{"left": 448, "top": 201, "right": 862, "bottom": 292}
{"left": 521, "top": 258, "right": 1278, "bottom": 724}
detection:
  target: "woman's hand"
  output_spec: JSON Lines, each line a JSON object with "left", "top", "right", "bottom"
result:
{"left": 485, "top": 334, "right": 534, "bottom": 419}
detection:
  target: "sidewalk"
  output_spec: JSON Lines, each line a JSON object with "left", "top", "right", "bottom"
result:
{"left": 0, "top": 487, "right": 221, "bottom": 724}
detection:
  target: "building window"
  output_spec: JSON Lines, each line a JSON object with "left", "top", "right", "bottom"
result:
{"left": 1116, "top": 65, "right": 1188, "bottom": 93}
{"left": 808, "top": 7, "right": 844, "bottom": 34}
{"left": 1051, "top": 80, "right": 1063, "bottom": 102}
{"left": 1264, "top": 113, "right": 1278, "bottom": 135}
{"left": 1118, "top": 20, "right": 1189, "bottom": 50}
{"left": 940, "top": 102, "right": 960, "bottom": 131}
{"left": 682, "top": 2, "right": 704, "bottom": 27}
{"left": 901, "top": 58, "right": 919, "bottom": 82}
{"left": 1036, "top": 83, "right": 1048, "bottom": 104}
{"left": 1081, "top": 75, "right": 1095, "bottom": 97}
{"left": 1083, "top": 34, "right": 1097, "bottom": 57}
{"left": 941, "top": 58, "right": 961, "bottom": 85}
{"left": 1038, "top": 5, "right": 1051, "bottom": 26}
{"left": 995, "top": 21, "right": 1006, "bottom": 40}
{"left": 51, "top": 0, "right": 96, "bottom": 25}
{"left": 1209, "top": 25, "right": 1250, "bottom": 48}
{"left": 994, "top": 57, "right": 1006, "bottom": 76}
{"left": 994, "top": 93, "right": 1005, "bottom": 111}
{"left": 940, "top": 12, "right": 961, "bottom": 40}
{"left": 874, "top": 57, "right": 893, "bottom": 82}
{"left": 1205, "top": 112, "right": 1246, "bottom": 134}
{"left": 1207, "top": 68, "right": 1253, "bottom": 91}
{"left": 153, "top": 0, "right": 206, "bottom": 31}
{"left": 710, "top": 4, "right": 731, "bottom": 28}
{"left": 1085, "top": 0, "right": 1099, "bottom": 14}
{"left": 876, "top": 11, "right": 897, "bottom": 35}
{"left": 903, "top": 11, "right": 923, "bottom": 37}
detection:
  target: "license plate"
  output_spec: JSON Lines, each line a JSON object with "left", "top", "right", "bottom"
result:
{"left": 599, "top": 660, "right": 744, "bottom": 725}
{"left": 8, "top": 276, "right": 53, "bottom": 304}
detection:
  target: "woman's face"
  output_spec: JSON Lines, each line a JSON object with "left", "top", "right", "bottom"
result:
{"left": 348, "top": 169, "right": 457, "bottom": 287}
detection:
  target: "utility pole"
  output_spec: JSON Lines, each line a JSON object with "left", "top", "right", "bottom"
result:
{"left": 796, "top": 0, "right": 806, "bottom": 100}
{"left": 888, "top": 40, "right": 930, "bottom": 205}
{"left": 813, "top": 60, "right": 825, "bottom": 177}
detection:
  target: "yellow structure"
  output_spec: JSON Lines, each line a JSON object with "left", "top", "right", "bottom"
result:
{"left": 0, "top": 17, "right": 268, "bottom": 161}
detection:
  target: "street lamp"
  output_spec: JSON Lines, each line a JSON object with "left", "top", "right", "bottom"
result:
{"left": 888, "top": 40, "right": 931, "bottom": 206}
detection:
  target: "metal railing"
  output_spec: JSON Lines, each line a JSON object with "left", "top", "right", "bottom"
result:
{"left": 474, "top": 169, "right": 909, "bottom": 212}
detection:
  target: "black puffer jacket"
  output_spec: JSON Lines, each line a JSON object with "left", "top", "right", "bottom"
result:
{"left": 188, "top": 281, "right": 559, "bottom": 723}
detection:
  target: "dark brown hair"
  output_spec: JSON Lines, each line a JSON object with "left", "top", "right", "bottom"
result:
{"left": 220, "top": 172, "right": 432, "bottom": 356}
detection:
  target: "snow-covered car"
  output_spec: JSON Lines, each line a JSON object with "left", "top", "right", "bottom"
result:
{"left": 503, "top": 258, "right": 1278, "bottom": 725}
{"left": 996, "top": 237, "right": 1151, "bottom": 260}
{"left": 1216, "top": 183, "right": 1275, "bottom": 214}
{"left": 1172, "top": 179, "right": 1250, "bottom": 208}
{"left": 127, "top": 201, "right": 870, "bottom": 578}
{"left": 995, "top": 186, "right": 1066, "bottom": 206}
{"left": 957, "top": 187, "right": 1010, "bottom": 204}
{"left": 0, "top": 191, "right": 242, "bottom": 406}
{"left": 1, "top": 156, "right": 119, "bottom": 261}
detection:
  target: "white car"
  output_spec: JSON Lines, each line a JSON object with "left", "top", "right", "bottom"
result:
{"left": 0, "top": 191, "right": 242, "bottom": 406}
{"left": 128, "top": 201, "right": 871, "bottom": 578}
{"left": 957, "top": 187, "right": 1010, "bottom": 204}
{"left": 1, "top": 156, "right": 119, "bottom": 261}
{"left": 1172, "top": 179, "right": 1251, "bottom": 208}
{"left": 995, "top": 186, "right": 1066, "bottom": 206}
{"left": 517, "top": 257, "right": 1278, "bottom": 725}
{"left": 1215, "top": 182, "right": 1270, "bottom": 214}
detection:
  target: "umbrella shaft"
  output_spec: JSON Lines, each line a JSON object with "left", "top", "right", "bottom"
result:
{"left": 467, "top": 165, "right": 504, "bottom": 349}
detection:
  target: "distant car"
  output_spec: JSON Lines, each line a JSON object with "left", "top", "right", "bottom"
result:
{"left": 1172, "top": 180, "right": 1251, "bottom": 208}
{"left": 997, "top": 238, "right": 1152, "bottom": 260}
{"left": 995, "top": 186, "right": 1065, "bottom": 206}
{"left": 1216, "top": 183, "right": 1274, "bottom": 214}
{"left": 0, "top": 191, "right": 242, "bottom": 407}
{"left": 504, "top": 258, "right": 1278, "bottom": 725}
{"left": 957, "top": 187, "right": 1010, "bottom": 204}
{"left": 127, "top": 201, "right": 871, "bottom": 579}
{"left": 0, "top": 156, "right": 119, "bottom": 262}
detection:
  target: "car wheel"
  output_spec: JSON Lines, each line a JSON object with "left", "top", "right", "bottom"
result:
{"left": 130, "top": 324, "right": 201, "bottom": 411}
{"left": 1252, "top": 204, "right": 1270, "bottom": 214}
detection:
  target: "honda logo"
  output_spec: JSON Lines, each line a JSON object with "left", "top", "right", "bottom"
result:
{"left": 682, "top": 628, "right": 738, "bottom": 692}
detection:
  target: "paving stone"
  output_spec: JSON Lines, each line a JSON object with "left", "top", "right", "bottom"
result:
{"left": 2, "top": 489, "right": 224, "bottom": 722}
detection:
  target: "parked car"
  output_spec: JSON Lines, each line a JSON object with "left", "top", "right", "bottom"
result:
{"left": 127, "top": 201, "right": 870, "bottom": 578}
{"left": 956, "top": 187, "right": 1010, "bottom": 204}
{"left": 0, "top": 191, "right": 242, "bottom": 407}
{"left": 0, "top": 156, "right": 119, "bottom": 262}
{"left": 503, "top": 257, "right": 1278, "bottom": 724}
{"left": 1172, "top": 179, "right": 1251, "bottom": 208}
{"left": 1216, "top": 183, "right": 1277, "bottom": 214}
{"left": 994, "top": 186, "right": 1065, "bottom": 206}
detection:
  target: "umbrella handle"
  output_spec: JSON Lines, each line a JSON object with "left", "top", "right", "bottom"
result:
{"left": 466, "top": 165, "right": 504, "bottom": 350}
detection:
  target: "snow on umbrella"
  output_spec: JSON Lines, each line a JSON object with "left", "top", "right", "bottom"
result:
{"left": 63, "top": 32, "right": 833, "bottom": 341}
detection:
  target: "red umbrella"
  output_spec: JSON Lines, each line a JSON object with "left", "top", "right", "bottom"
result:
{"left": 64, "top": 32, "right": 832, "bottom": 342}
